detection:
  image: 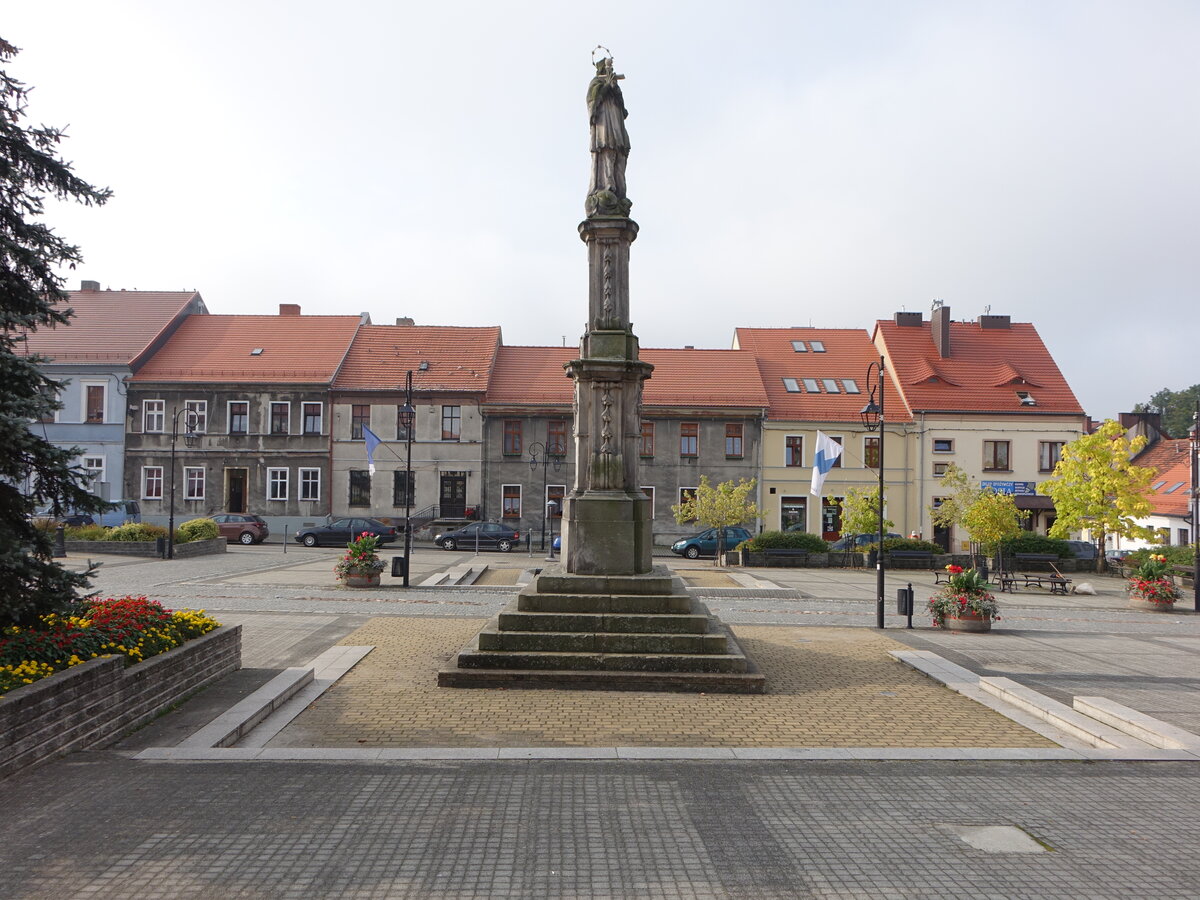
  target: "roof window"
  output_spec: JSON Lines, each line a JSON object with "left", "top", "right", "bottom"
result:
{"left": 1165, "top": 483, "right": 1185, "bottom": 494}
{"left": 782, "top": 378, "right": 801, "bottom": 393}
{"left": 1153, "top": 481, "right": 1167, "bottom": 490}
{"left": 1016, "top": 390, "right": 1037, "bottom": 407}
{"left": 842, "top": 379, "right": 860, "bottom": 394}
{"left": 821, "top": 379, "right": 840, "bottom": 393}
{"left": 810, "top": 341, "right": 826, "bottom": 352}
{"left": 802, "top": 378, "right": 820, "bottom": 392}
{"left": 790, "top": 341, "right": 807, "bottom": 352}
{"left": 250, "top": 348, "right": 264, "bottom": 356}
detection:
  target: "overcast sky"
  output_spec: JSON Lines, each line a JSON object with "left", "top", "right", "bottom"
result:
{"left": 6, "top": 1, "right": 1198, "bottom": 423}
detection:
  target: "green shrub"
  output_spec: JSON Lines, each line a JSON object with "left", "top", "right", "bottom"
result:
{"left": 1127, "top": 545, "right": 1195, "bottom": 568}
{"left": 999, "top": 533, "right": 1071, "bottom": 558}
{"left": 106, "top": 522, "right": 169, "bottom": 542}
{"left": 743, "top": 530, "right": 829, "bottom": 552}
{"left": 30, "top": 517, "right": 57, "bottom": 534}
{"left": 878, "top": 537, "right": 944, "bottom": 554}
{"left": 176, "top": 518, "right": 218, "bottom": 543}
{"left": 65, "top": 524, "right": 109, "bottom": 541}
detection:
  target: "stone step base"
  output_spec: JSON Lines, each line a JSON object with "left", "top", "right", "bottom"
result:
{"left": 436, "top": 665, "right": 765, "bottom": 694}
{"left": 479, "top": 629, "right": 730, "bottom": 654}
{"left": 498, "top": 610, "right": 711, "bottom": 634}
{"left": 516, "top": 592, "right": 694, "bottom": 614}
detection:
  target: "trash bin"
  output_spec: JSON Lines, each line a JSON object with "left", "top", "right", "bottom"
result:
{"left": 391, "top": 556, "right": 408, "bottom": 579}
{"left": 155, "top": 536, "right": 166, "bottom": 558}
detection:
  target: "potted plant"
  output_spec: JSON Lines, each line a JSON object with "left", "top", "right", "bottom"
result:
{"left": 335, "top": 531, "right": 387, "bottom": 587}
{"left": 1127, "top": 553, "right": 1180, "bottom": 611}
{"left": 928, "top": 565, "right": 1000, "bottom": 632}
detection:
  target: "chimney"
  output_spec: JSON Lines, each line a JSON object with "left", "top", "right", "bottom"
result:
{"left": 1120, "top": 411, "right": 1163, "bottom": 440}
{"left": 80, "top": 280, "right": 100, "bottom": 291}
{"left": 894, "top": 311, "right": 922, "bottom": 327}
{"left": 279, "top": 303, "right": 301, "bottom": 316}
{"left": 932, "top": 305, "right": 951, "bottom": 358}
{"left": 395, "top": 317, "right": 414, "bottom": 326}
{"left": 979, "top": 314, "right": 1011, "bottom": 329}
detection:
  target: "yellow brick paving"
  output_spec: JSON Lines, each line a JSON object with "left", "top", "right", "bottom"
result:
{"left": 675, "top": 568, "right": 740, "bottom": 588}
{"left": 271, "top": 617, "right": 1056, "bottom": 749}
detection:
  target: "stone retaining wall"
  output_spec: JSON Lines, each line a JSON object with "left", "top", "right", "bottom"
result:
{"left": 64, "top": 537, "right": 227, "bottom": 559}
{"left": 0, "top": 624, "right": 241, "bottom": 779}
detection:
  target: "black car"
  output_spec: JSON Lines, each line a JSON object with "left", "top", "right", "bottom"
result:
{"left": 435, "top": 522, "right": 520, "bottom": 552}
{"left": 60, "top": 513, "right": 96, "bottom": 528}
{"left": 294, "top": 517, "right": 398, "bottom": 548}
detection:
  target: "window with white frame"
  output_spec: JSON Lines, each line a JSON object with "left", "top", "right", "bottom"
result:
{"left": 302, "top": 402, "right": 323, "bottom": 435}
{"left": 184, "top": 400, "right": 207, "bottom": 433}
{"left": 641, "top": 486, "right": 655, "bottom": 518}
{"left": 933, "top": 461, "right": 949, "bottom": 477}
{"left": 1038, "top": 441, "right": 1065, "bottom": 473}
{"left": 83, "top": 383, "right": 106, "bottom": 424}
{"left": 270, "top": 402, "right": 290, "bottom": 435}
{"left": 228, "top": 400, "right": 249, "bottom": 435}
{"left": 143, "top": 466, "right": 164, "bottom": 499}
{"left": 184, "top": 466, "right": 205, "bottom": 500}
{"left": 299, "top": 468, "right": 321, "bottom": 501}
{"left": 267, "top": 468, "right": 289, "bottom": 501}
{"left": 143, "top": 399, "right": 165, "bottom": 433}
{"left": 81, "top": 456, "right": 105, "bottom": 489}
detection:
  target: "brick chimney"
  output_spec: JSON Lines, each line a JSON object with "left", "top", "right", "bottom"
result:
{"left": 279, "top": 303, "right": 301, "bottom": 316}
{"left": 932, "top": 305, "right": 951, "bottom": 358}
{"left": 894, "top": 312, "right": 922, "bottom": 327}
{"left": 395, "top": 317, "right": 414, "bottom": 326}
{"left": 80, "top": 280, "right": 100, "bottom": 291}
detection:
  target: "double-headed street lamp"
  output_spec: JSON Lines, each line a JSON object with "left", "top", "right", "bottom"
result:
{"left": 528, "top": 440, "right": 564, "bottom": 552}
{"left": 398, "top": 370, "right": 416, "bottom": 588}
{"left": 859, "top": 356, "right": 887, "bottom": 629}
{"left": 166, "top": 406, "right": 201, "bottom": 560}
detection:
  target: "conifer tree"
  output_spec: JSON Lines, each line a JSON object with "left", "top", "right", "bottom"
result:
{"left": 1, "top": 37, "right": 111, "bottom": 626}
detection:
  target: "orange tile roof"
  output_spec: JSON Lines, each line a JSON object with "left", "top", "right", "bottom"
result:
{"left": 19, "top": 290, "right": 203, "bottom": 366}
{"left": 486, "top": 346, "right": 769, "bottom": 410}
{"left": 132, "top": 314, "right": 362, "bottom": 383}
{"left": 733, "top": 327, "right": 908, "bottom": 423}
{"left": 1135, "top": 438, "right": 1194, "bottom": 517}
{"left": 875, "top": 318, "right": 1084, "bottom": 416}
{"left": 333, "top": 325, "right": 502, "bottom": 392}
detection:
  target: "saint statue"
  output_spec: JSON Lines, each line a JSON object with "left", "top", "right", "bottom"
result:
{"left": 586, "top": 56, "right": 632, "bottom": 217}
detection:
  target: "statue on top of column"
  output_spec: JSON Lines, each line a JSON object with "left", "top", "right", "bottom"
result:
{"left": 586, "top": 52, "right": 632, "bottom": 218}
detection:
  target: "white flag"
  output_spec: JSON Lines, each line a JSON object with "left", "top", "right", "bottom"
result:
{"left": 810, "top": 431, "right": 843, "bottom": 497}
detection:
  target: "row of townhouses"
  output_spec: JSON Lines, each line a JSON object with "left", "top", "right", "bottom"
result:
{"left": 36, "top": 281, "right": 1184, "bottom": 552}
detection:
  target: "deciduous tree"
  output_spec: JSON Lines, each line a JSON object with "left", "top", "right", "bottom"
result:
{"left": 839, "top": 486, "right": 894, "bottom": 543}
{"left": 671, "top": 476, "right": 759, "bottom": 566}
{"left": 1040, "top": 420, "right": 1157, "bottom": 573}
{"left": 1, "top": 37, "right": 111, "bottom": 626}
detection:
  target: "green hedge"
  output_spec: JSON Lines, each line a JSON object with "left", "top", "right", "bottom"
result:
{"left": 1126, "top": 545, "right": 1196, "bottom": 567}
{"left": 106, "top": 523, "right": 169, "bottom": 542}
{"left": 741, "top": 530, "right": 829, "bottom": 552}
{"left": 176, "top": 518, "right": 218, "bottom": 543}
{"left": 878, "top": 537, "right": 944, "bottom": 554}
{"left": 1000, "top": 534, "right": 1071, "bottom": 558}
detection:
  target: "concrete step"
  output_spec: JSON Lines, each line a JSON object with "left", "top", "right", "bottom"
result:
{"left": 516, "top": 592, "right": 693, "bottom": 614}
{"left": 498, "top": 610, "right": 712, "bottom": 634}
{"left": 454, "top": 647, "right": 750, "bottom": 673}
{"left": 477, "top": 629, "right": 730, "bottom": 654}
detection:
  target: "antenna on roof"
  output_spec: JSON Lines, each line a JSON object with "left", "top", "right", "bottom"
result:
{"left": 931, "top": 298, "right": 944, "bottom": 310}
{"left": 983, "top": 304, "right": 991, "bottom": 315}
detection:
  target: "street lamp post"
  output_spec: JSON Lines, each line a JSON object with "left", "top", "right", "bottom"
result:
{"left": 859, "top": 356, "right": 887, "bottom": 629}
{"left": 399, "top": 370, "right": 416, "bottom": 588}
{"left": 527, "top": 440, "right": 563, "bottom": 551}
{"left": 166, "top": 406, "right": 200, "bottom": 560}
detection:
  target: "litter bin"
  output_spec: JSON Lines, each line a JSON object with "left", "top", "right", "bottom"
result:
{"left": 391, "top": 556, "right": 408, "bottom": 579}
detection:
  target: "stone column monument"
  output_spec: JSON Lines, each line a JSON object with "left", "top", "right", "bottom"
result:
{"left": 439, "top": 54, "right": 762, "bottom": 693}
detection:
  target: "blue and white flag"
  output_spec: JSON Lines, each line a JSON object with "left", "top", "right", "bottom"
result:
{"left": 362, "top": 426, "right": 383, "bottom": 475}
{"left": 810, "top": 431, "right": 843, "bottom": 497}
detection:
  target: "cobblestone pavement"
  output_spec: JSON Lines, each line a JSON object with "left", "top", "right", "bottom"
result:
{"left": 271, "top": 618, "right": 1052, "bottom": 749}
{"left": 3, "top": 756, "right": 1200, "bottom": 898}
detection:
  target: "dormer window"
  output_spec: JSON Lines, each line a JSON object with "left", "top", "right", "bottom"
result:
{"left": 1016, "top": 391, "right": 1037, "bottom": 407}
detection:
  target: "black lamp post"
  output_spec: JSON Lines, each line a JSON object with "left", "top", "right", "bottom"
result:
{"left": 399, "top": 370, "right": 416, "bottom": 588}
{"left": 859, "top": 356, "right": 886, "bottom": 629}
{"left": 166, "top": 406, "right": 200, "bottom": 560}
{"left": 528, "top": 439, "right": 563, "bottom": 551}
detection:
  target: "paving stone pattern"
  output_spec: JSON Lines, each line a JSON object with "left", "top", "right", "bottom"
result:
{"left": 3, "top": 758, "right": 1200, "bottom": 898}
{"left": 270, "top": 617, "right": 1052, "bottom": 749}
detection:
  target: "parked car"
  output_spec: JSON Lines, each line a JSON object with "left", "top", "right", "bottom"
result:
{"left": 1064, "top": 540, "right": 1097, "bottom": 560}
{"left": 828, "top": 532, "right": 903, "bottom": 551}
{"left": 212, "top": 514, "right": 270, "bottom": 545}
{"left": 435, "top": 522, "right": 521, "bottom": 552}
{"left": 294, "top": 517, "right": 398, "bottom": 548}
{"left": 60, "top": 513, "right": 96, "bottom": 528}
{"left": 670, "top": 526, "right": 753, "bottom": 560}
{"left": 41, "top": 500, "right": 140, "bottom": 529}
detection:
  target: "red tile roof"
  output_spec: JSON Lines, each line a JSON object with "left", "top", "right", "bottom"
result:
{"left": 333, "top": 325, "right": 502, "bottom": 392}
{"left": 19, "top": 289, "right": 204, "bottom": 367}
{"left": 733, "top": 328, "right": 908, "bottom": 423}
{"left": 132, "top": 314, "right": 362, "bottom": 383}
{"left": 874, "top": 318, "right": 1084, "bottom": 416}
{"left": 486, "top": 346, "right": 768, "bottom": 409}
{"left": 1135, "top": 438, "right": 1194, "bottom": 517}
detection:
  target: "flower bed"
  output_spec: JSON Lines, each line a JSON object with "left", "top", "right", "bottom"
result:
{"left": 928, "top": 566, "right": 1000, "bottom": 629}
{"left": 335, "top": 532, "right": 387, "bottom": 585}
{"left": 1127, "top": 554, "right": 1180, "bottom": 607}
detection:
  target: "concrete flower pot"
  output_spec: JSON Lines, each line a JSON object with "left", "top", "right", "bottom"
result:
{"left": 941, "top": 612, "right": 992, "bottom": 633}
{"left": 342, "top": 573, "right": 381, "bottom": 588}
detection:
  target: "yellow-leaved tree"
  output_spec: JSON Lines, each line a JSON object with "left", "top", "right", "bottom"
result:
{"left": 671, "top": 476, "right": 760, "bottom": 566}
{"left": 1039, "top": 420, "right": 1158, "bottom": 573}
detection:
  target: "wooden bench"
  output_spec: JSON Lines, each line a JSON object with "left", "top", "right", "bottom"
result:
{"left": 762, "top": 549, "right": 810, "bottom": 567}
{"left": 887, "top": 550, "right": 935, "bottom": 569}
{"left": 1013, "top": 555, "right": 1073, "bottom": 594}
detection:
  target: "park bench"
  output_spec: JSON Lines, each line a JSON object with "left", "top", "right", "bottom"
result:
{"left": 763, "top": 549, "right": 809, "bottom": 567}
{"left": 887, "top": 550, "right": 935, "bottom": 569}
{"left": 1013, "top": 554, "right": 1072, "bottom": 594}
